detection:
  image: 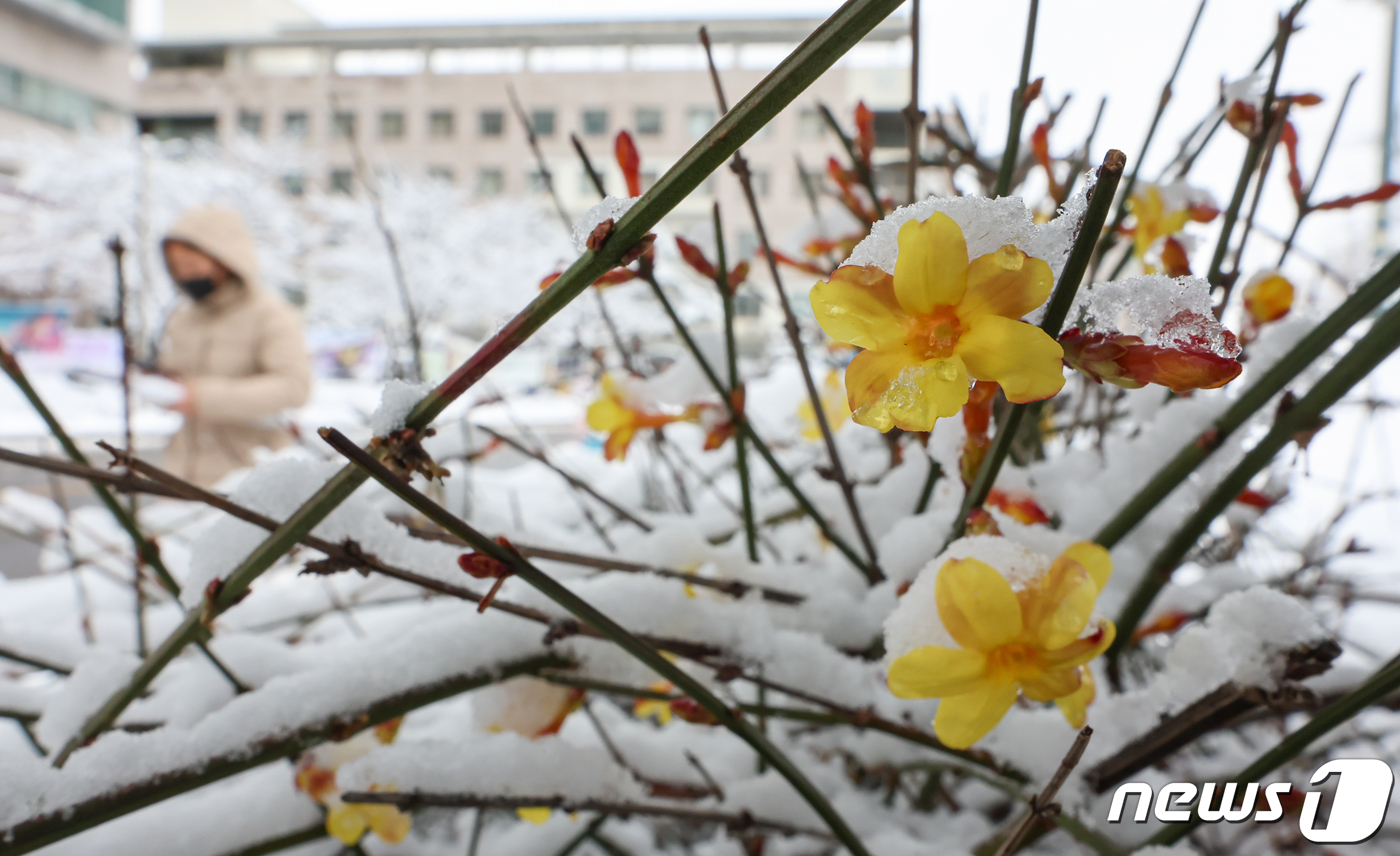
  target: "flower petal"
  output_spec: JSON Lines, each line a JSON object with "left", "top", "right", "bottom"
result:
{"left": 846, "top": 350, "right": 968, "bottom": 433}
{"left": 326, "top": 802, "right": 368, "bottom": 846}
{"left": 956, "top": 315, "right": 1065, "bottom": 403}
{"left": 1018, "top": 560, "right": 1098, "bottom": 651}
{"left": 603, "top": 425, "right": 635, "bottom": 461}
{"left": 1054, "top": 667, "right": 1096, "bottom": 728}
{"left": 935, "top": 557, "right": 1023, "bottom": 652}
{"left": 809, "top": 265, "right": 907, "bottom": 350}
{"left": 1041, "top": 620, "right": 1116, "bottom": 670}
{"left": 956, "top": 245, "right": 1054, "bottom": 323}
{"left": 893, "top": 213, "right": 969, "bottom": 315}
{"left": 587, "top": 396, "right": 631, "bottom": 433}
{"left": 1019, "top": 665, "right": 1083, "bottom": 702}
{"left": 933, "top": 679, "right": 1019, "bottom": 748}
{"left": 364, "top": 804, "right": 413, "bottom": 844}
{"left": 1057, "top": 541, "right": 1112, "bottom": 591}
{"left": 887, "top": 645, "right": 989, "bottom": 699}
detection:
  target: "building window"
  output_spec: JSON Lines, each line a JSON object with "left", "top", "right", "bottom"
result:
{"left": 685, "top": 106, "right": 715, "bottom": 141}
{"left": 582, "top": 108, "right": 607, "bottom": 136}
{"left": 477, "top": 167, "right": 504, "bottom": 196}
{"left": 797, "top": 107, "right": 825, "bottom": 139}
{"left": 635, "top": 107, "right": 662, "bottom": 135}
{"left": 380, "top": 110, "right": 404, "bottom": 140}
{"left": 332, "top": 110, "right": 355, "bottom": 140}
{"left": 579, "top": 168, "right": 600, "bottom": 195}
{"left": 281, "top": 173, "right": 306, "bottom": 196}
{"left": 640, "top": 169, "right": 658, "bottom": 193}
{"left": 530, "top": 109, "right": 555, "bottom": 136}
{"left": 526, "top": 170, "right": 549, "bottom": 194}
{"left": 749, "top": 169, "right": 771, "bottom": 198}
{"left": 283, "top": 110, "right": 308, "bottom": 138}
{"left": 329, "top": 168, "right": 354, "bottom": 194}
{"left": 479, "top": 109, "right": 504, "bottom": 137}
{"left": 872, "top": 110, "right": 907, "bottom": 148}
{"left": 736, "top": 229, "right": 759, "bottom": 260}
{"left": 237, "top": 110, "right": 262, "bottom": 137}
{"left": 697, "top": 175, "right": 716, "bottom": 196}
{"left": 427, "top": 166, "right": 454, "bottom": 184}
{"left": 429, "top": 109, "right": 454, "bottom": 139}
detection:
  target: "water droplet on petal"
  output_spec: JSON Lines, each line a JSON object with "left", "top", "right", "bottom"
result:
{"left": 934, "top": 360, "right": 959, "bottom": 381}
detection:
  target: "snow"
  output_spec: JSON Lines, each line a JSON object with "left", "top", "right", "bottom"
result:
{"left": 845, "top": 180, "right": 1091, "bottom": 281}
{"left": 1065, "top": 274, "right": 1240, "bottom": 358}
{"left": 368, "top": 379, "right": 434, "bottom": 435}
{"left": 572, "top": 196, "right": 639, "bottom": 253}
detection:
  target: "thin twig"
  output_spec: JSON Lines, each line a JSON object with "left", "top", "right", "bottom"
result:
{"left": 904, "top": 0, "right": 922, "bottom": 204}
{"left": 474, "top": 423, "right": 652, "bottom": 531}
{"left": 342, "top": 791, "right": 831, "bottom": 840}
{"left": 507, "top": 84, "right": 570, "bottom": 229}
{"left": 711, "top": 202, "right": 757, "bottom": 560}
{"left": 334, "top": 93, "right": 424, "bottom": 381}
{"left": 994, "top": 0, "right": 1040, "bottom": 198}
{"left": 1099, "top": 0, "right": 1208, "bottom": 256}
{"left": 700, "top": 26, "right": 881, "bottom": 579}
{"left": 1278, "top": 73, "right": 1361, "bottom": 265}
{"left": 990, "top": 727, "right": 1092, "bottom": 856}
{"left": 1205, "top": 8, "right": 1299, "bottom": 289}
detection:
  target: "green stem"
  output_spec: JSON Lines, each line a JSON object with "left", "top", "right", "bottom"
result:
{"left": 713, "top": 204, "right": 758, "bottom": 562}
{"left": 46, "top": 0, "right": 905, "bottom": 771}
{"left": 321, "top": 429, "right": 876, "bottom": 856}
{"left": 643, "top": 272, "right": 876, "bottom": 578}
{"left": 1206, "top": 10, "right": 1296, "bottom": 288}
{"left": 994, "top": 0, "right": 1040, "bottom": 198}
{"left": 1093, "top": 250, "right": 1400, "bottom": 550}
{"left": 1109, "top": 291, "right": 1400, "bottom": 662}
{"left": 949, "top": 150, "right": 1126, "bottom": 543}
{"left": 817, "top": 102, "right": 886, "bottom": 219}
{"left": 1147, "top": 651, "right": 1400, "bottom": 847}
{"left": 0, "top": 346, "right": 177, "bottom": 595}
{"left": 1099, "top": 0, "right": 1208, "bottom": 258}
{"left": 218, "top": 824, "right": 326, "bottom": 856}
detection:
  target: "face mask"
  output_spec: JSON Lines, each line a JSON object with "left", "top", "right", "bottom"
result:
{"left": 177, "top": 277, "right": 216, "bottom": 301}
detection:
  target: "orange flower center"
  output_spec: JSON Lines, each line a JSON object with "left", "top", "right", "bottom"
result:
{"left": 986, "top": 643, "right": 1041, "bottom": 682}
{"left": 909, "top": 305, "right": 962, "bottom": 360}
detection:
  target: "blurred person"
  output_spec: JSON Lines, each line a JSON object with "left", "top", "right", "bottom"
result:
{"left": 157, "top": 206, "right": 311, "bottom": 488}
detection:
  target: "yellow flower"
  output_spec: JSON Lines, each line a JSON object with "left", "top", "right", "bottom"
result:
{"left": 1242, "top": 271, "right": 1294, "bottom": 325}
{"left": 809, "top": 213, "right": 1064, "bottom": 433}
{"left": 517, "top": 807, "right": 554, "bottom": 825}
{"left": 887, "top": 541, "right": 1114, "bottom": 748}
{"left": 797, "top": 370, "right": 852, "bottom": 440}
{"left": 586, "top": 374, "right": 697, "bottom": 461}
{"left": 1127, "top": 184, "right": 1218, "bottom": 265}
{"left": 326, "top": 793, "right": 412, "bottom": 846}
{"left": 634, "top": 681, "right": 676, "bottom": 724}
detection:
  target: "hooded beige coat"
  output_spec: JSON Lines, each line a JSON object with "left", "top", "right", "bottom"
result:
{"left": 158, "top": 207, "right": 311, "bottom": 488}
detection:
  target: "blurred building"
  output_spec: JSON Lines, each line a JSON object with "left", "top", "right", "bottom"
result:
{"left": 134, "top": 0, "right": 912, "bottom": 245}
{"left": 0, "top": 0, "right": 132, "bottom": 135}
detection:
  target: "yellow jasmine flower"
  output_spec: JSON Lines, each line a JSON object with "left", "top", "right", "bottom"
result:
{"left": 797, "top": 370, "right": 852, "bottom": 440}
{"left": 1242, "top": 271, "right": 1295, "bottom": 325}
{"left": 887, "top": 541, "right": 1114, "bottom": 748}
{"left": 1126, "top": 184, "right": 1218, "bottom": 266}
{"left": 809, "top": 213, "right": 1064, "bottom": 433}
{"left": 517, "top": 807, "right": 554, "bottom": 825}
{"left": 634, "top": 680, "right": 676, "bottom": 724}
{"left": 586, "top": 374, "right": 697, "bottom": 461}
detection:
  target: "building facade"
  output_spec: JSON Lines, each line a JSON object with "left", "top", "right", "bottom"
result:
{"left": 135, "top": 11, "right": 912, "bottom": 246}
{"left": 0, "top": 0, "right": 132, "bottom": 137}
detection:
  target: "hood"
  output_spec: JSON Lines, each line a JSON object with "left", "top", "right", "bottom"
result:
{"left": 163, "top": 206, "right": 260, "bottom": 289}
